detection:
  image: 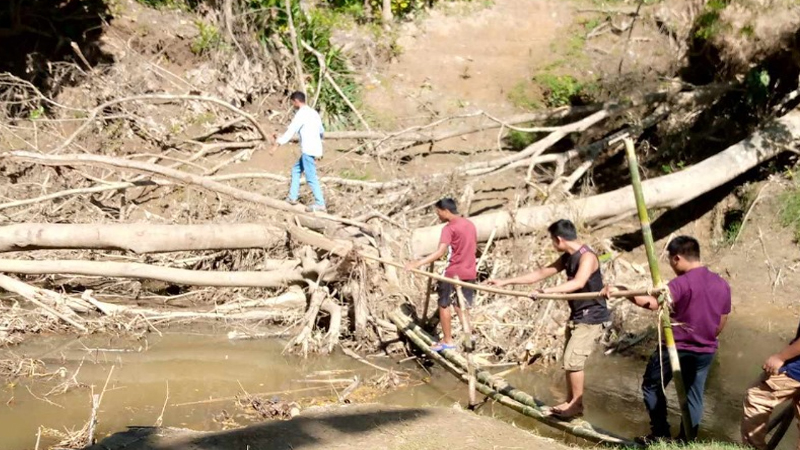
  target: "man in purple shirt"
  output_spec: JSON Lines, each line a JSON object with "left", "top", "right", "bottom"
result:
{"left": 604, "top": 236, "right": 731, "bottom": 443}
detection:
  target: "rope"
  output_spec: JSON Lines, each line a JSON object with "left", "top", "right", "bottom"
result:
{"left": 359, "top": 252, "right": 664, "bottom": 301}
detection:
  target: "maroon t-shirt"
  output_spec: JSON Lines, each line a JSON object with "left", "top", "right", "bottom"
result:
{"left": 440, "top": 217, "right": 477, "bottom": 281}
{"left": 668, "top": 266, "right": 732, "bottom": 353}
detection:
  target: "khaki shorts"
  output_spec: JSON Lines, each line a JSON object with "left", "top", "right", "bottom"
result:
{"left": 562, "top": 322, "right": 603, "bottom": 371}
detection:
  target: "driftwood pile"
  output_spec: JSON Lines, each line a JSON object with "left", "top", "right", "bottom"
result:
{"left": 1, "top": 68, "right": 800, "bottom": 362}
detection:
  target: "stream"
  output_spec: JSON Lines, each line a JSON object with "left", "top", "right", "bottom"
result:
{"left": 1, "top": 302, "right": 798, "bottom": 450}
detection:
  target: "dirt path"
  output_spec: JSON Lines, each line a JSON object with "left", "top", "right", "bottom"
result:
{"left": 363, "top": 0, "right": 571, "bottom": 126}
{"left": 85, "top": 404, "right": 569, "bottom": 450}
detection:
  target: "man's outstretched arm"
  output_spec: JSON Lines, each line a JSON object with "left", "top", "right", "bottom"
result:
{"left": 487, "top": 258, "right": 564, "bottom": 287}
{"left": 406, "top": 243, "right": 448, "bottom": 271}
{"left": 541, "top": 252, "right": 596, "bottom": 294}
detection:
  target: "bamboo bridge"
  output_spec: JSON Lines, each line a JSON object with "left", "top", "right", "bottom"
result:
{"left": 389, "top": 309, "right": 640, "bottom": 447}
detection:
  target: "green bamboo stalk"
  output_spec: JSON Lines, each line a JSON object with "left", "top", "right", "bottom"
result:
{"left": 390, "top": 311, "right": 638, "bottom": 447}
{"left": 624, "top": 137, "right": 695, "bottom": 440}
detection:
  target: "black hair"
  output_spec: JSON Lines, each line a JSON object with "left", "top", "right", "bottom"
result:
{"left": 547, "top": 219, "right": 578, "bottom": 241}
{"left": 434, "top": 198, "right": 459, "bottom": 214}
{"left": 667, "top": 235, "right": 700, "bottom": 261}
{"left": 289, "top": 91, "right": 306, "bottom": 103}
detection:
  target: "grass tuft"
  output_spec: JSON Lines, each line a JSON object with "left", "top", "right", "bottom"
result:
{"left": 779, "top": 183, "right": 800, "bottom": 242}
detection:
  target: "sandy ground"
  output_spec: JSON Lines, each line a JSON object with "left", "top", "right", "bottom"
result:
{"left": 84, "top": 404, "right": 570, "bottom": 450}
{"left": 362, "top": 0, "right": 572, "bottom": 126}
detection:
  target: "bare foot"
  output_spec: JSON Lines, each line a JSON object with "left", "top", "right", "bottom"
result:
{"left": 550, "top": 401, "right": 570, "bottom": 412}
{"left": 551, "top": 403, "right": 584, "bottom": 419}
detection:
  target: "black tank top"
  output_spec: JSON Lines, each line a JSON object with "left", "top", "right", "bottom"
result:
{"left": 560, "top": 245, "right": 609, "bottom": 324}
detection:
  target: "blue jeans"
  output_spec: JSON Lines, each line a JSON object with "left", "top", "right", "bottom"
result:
{"left": 641, "top": 348, "right": 715, "bottom": 439}
{"left": 288, "top": 153, "right": 325, "bottom": 207}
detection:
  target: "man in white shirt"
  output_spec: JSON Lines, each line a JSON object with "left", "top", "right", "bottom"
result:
{"left": 269, "top": 91, "right": 326, "bottom": 212}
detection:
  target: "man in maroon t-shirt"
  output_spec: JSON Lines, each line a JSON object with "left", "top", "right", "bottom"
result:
{"left": 604, "top": 236, "right": 731, "bottom": 444}
{"left": 406, "top": 198, "right": 477, "bottom": 352}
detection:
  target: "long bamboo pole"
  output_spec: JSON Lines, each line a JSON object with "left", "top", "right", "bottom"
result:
{"left": 364, "top": 253, "right": 661, "bottom": 300}
{"left": 624, "top": 138, "right": 694, "bottom": 439}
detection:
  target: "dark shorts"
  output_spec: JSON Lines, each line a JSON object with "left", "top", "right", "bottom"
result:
{"left": 437, "top": 281, "right": 475, "bottom": 308}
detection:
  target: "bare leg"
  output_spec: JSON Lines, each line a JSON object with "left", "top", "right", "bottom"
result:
{"left": 439, "top": 305, "right": 453, "bottom": 344}
{"left": 553, "top": 370, "right": 585, "bottom": 418}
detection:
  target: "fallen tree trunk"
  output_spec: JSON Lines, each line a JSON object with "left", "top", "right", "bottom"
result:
{"left": 0, "top": 259, "right": 332, "bottom": 288}
{"left": 0, "top": 223, "right": 284, "bottom": 254}
{"left": 212, "top": 286, "right": 306, "bottom": 312}
{"left": 82, "top": 291, "right": 306, "bottom": 322}
{"left": 5, "top": 151, "right": 376, "bottom": 234}
{"left": 411, "top": 110, "right": 800, "bottom": 254}
{"left": 0, "top": 274, "right": 88, "bottom": 331}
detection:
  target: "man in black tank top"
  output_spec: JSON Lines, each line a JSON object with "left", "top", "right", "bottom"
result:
{"left": 487, "top": 219, "right": 609, "bottom": 419}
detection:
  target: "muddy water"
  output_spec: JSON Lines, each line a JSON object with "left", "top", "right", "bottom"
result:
{"left": 2, "top": 304, "right": 799, "bottom": 450}
{"left": 0, "top": 330, "right": 370, "bottom": 449}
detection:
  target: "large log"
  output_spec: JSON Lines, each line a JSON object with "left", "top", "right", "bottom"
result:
{"left": 6, "top": 151, "right": 376, "bottom": 234}
{"left": 0, "top": 259, "right": 330, "bottom": 288}
{"left": 0, "top": 223, "right": 284, "bottom": 254}
{"left": 411, "top": 110, "right": 800, "bottom": 255}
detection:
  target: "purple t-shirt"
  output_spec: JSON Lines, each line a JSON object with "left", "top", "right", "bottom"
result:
{"left": 668, "top": 266, "right": 732, "bottom": 353}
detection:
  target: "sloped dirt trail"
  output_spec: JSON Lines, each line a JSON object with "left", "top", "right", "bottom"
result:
{"left": 363, "top": 0, "right": 572, "bottom": 125}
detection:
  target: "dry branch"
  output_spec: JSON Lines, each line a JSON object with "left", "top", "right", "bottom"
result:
{"left": 0, "top": 259, "right": 331, "bottom": 288}
{"left": 456, "top": 109, "right": 612, "bottom": 174}
{"left": 323, "top": 106, "right": 602, "bottom": 142}
{"left": 0, "top": 223, "right": 284, "bottom": 253}
{"left": 81, "top": 293, "right": 305, "bottom": 322}
{"left": 412, "top": 110, "right": 800, "bottom": 254}
{"left": 0, "top": 274, "right": 87, "bottom": 331}
{"left": 287, "top": 288, "right": 327, "bottom": 356}
{"left": 54, "top": 94, "right": 270, "bottom": 153}
{"left": 284, "top": 0, "right": 307, "bottom": 96}
{"left": 6, "top": 151, "right": 376, "bottom": 233}
{"left": 300, "top": 39, "right": 371, "bottom": 131}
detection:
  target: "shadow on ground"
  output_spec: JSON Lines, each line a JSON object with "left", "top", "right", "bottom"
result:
{"left": 85, "top": 407, "right": 430, "bottom": 450}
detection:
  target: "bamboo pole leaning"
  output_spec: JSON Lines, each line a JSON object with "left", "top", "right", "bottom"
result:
{"left": 624, "top": 137, "right": 694, "bottom": 439}
{"left": 455, "top": 283, "right": 477, "bottom": 408}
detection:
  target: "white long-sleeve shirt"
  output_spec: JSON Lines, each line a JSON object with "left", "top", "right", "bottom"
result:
{"left": 276, "top": 105, "right": 325, "bottom": 157}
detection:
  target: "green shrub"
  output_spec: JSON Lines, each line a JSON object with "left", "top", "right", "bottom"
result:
{"left": 505, "top": 130, "right": 539, "bottom": 151}
{"left": 533, "top": 73, "right": 583, "bottom": 107}
{"left": 694, "top": 0, "right": 729, "bottom": 40}
{"left": 190, "top": 20, "right": 222, "bottom": 55}
{"left": 247, "top": 0, "right": 360, "bottom": 129}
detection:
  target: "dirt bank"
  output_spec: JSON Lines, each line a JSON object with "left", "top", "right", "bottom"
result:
{"left": 84, "top": 404, "right": 569, "bottom": 450}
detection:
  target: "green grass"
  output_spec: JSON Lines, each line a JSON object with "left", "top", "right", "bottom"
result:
{"left": 647, "top": 442, "right": 746, "bottom": 450}
{"left": 507, "top": 81, "right": 542, "bottom": 110}
{"left": 505, "top": 130, "right": 539, "bottom": 151}
{"left": 533, "top": 73, "right": 584, "bottom": 107}
{"left": 779, "top": 184, "right": 800, "bottom": 242}
{"left": 339, "top": 168, "right": 370, "bottom": 181}
{"left": 135, "top": 0, "right": 190, "bottom": 9}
